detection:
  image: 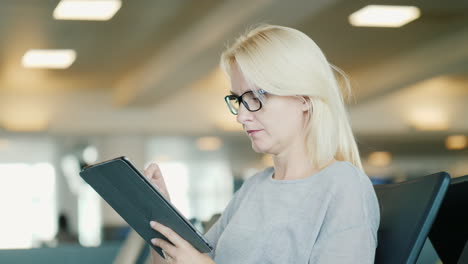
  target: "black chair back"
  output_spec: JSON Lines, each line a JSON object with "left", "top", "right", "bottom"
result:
{"left": 429, "top": 174, "right": 468, "bottom": 264}
{"left": 374, "top": 172, "right": 451, "bottom": 264}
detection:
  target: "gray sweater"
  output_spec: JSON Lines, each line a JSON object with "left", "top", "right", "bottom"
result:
{"left": 205, "top": 161, "right": 380, "bottom": 264}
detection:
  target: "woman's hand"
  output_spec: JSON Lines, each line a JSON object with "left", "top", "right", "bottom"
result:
{"left": 150, "top": 221, "right": 215, "bottom": 264}
{"left": 144, "top": 163, "right": 171, "bottom": 201}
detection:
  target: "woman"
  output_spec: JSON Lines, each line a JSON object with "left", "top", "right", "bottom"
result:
{"left": 145, "top": 24, "right": 380, "bottom": 264}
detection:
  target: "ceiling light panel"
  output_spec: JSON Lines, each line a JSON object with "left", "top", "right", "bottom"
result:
{"left": 349, "top": 5, "right": 421, "bottom": 28}
{"left": 22, "top": 49, "right": 76, "bottom": 69}
{"left": 53, "top": 0, "right": 122, "bottom": 21}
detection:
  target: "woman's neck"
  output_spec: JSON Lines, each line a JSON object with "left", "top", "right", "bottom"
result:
{"left": 272, "top": 144, "right": 320, "bottom": 180}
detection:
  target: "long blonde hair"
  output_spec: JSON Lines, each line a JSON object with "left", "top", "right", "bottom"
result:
{"left": 220, "top": 24, "right": 362, "bottom": 170}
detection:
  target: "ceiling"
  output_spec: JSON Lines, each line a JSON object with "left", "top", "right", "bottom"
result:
{"left": 0, "top": 0, "right": 467, "bottom": 146}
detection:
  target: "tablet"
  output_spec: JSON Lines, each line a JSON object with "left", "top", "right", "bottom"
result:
{"left": 79, "top": 156, "right": 213, "bottom": 258}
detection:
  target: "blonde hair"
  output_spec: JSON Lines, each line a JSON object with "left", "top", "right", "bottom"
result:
{"left": 220, "top": 24, "right": 363, "bottom": 170}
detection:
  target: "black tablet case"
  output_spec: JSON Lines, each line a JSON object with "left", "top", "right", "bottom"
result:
{"left": 79, "top": 157, "right": 213, "bottom": 258}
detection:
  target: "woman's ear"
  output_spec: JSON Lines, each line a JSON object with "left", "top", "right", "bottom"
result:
{"left": 300, "top": 96, "right": 312, "bottom": 112}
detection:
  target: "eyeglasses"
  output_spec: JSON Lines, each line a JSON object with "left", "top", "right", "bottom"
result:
{"left": 224, "top": 89, "right": 266, "bottom": 115}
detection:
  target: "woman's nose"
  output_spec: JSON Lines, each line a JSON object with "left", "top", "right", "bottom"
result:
{"left": 236, "top": 103, "right": 253, "bottom": 124}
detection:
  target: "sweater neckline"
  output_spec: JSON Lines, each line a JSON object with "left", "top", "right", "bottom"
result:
{"left": 267, "top": 161, "right": 341, "bottom": 184}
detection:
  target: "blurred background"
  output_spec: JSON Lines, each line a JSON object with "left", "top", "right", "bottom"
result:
{"left": 0, "top": 0, "right": 467, "bottom": 263}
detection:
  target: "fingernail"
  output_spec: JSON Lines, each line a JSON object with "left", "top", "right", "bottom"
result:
{"left": 150, "top": 221, "right": 156, "bottom": 227}
{"left": 151, "top": 238, "right": 157, "bottom": 245}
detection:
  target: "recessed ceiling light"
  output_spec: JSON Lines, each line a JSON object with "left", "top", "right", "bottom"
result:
{"left": 407, "top": 107, "right": 449, "bottom": 131}
{"left": 22, "top": 49, "right": 76, "bottom": 69}
{"left": 196, "top": 137, "right": 223, "bottom": 151}
{"left": 349, "top": 5, "right": 421, "bottom": 28}
{"left": 1, "top": 102, "right": 50, "bottom": 132}
{"left": 53, "top": 0, "right": 122, "bottom": 21}
{"left": 368, "top": 151, "right": 392, "bottom": 167}
{"left": 445, "top": 135, "right": 467, "bottom": 150}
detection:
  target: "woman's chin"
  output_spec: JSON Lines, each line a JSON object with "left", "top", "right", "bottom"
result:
{"left": 251, "top": 142, "right": 271, "bottom": 153}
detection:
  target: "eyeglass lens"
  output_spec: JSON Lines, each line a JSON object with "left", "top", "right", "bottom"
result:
{"left": 226, "top": 92, "right": 261, "bottom": 114}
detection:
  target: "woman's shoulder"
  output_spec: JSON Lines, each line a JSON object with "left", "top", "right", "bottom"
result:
{"left": 327, "top": 161, "right": 371, "bottom": 187}
{"left": 324, "top": 161, "right": 377, "bottom": 206}
{"left": 324, "top": 161, "right": 380, "bottom": 234}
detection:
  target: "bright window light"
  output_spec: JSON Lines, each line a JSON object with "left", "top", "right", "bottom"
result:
{"left": 53, "top": 0, "right": 122, "bottom": 21}
{"left": 349, "top": 5, "right": 421, "bottom": 28}
{"left": 22, "top": 49, "right": 76, "bottom": 69}
{"left": 78, "top": 185, "right": 102, "bottom": 247}
{"left": 82, "top": 145, "right": 99, "bottom": 164}
{"left": 0, "top": 163, "right": 56, "bottom": 249}
{"left": 159, "top": 162, "right": 191, "bottom": 218}
{"left": 146, "top": 137, "right": 235, "bottom": 223}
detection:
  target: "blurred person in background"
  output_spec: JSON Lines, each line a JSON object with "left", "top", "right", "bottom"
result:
{"left": 55, "top": 213, "right": 78, "bottom": 245}
{"left": 145, "top": 24, "right": 380, "bottom": 264}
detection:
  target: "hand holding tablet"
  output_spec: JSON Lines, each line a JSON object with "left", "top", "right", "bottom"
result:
{"left": 79, "top": 156, "right": 213, "bottom": 259}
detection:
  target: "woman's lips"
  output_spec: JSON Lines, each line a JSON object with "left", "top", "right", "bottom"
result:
{"left": 247, "top": 129, "right": 262, "bottom": 136}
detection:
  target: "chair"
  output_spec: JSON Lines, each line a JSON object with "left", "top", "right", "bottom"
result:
{"left": 373, "top": 172, "right": 451, "bottom": 264}
{"left": 429, "top": 174, "right": 468, "bottom": 264}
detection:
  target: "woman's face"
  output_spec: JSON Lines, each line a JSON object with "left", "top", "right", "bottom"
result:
{"left": 230, "top": 66, "right": 309, "bottom": 155}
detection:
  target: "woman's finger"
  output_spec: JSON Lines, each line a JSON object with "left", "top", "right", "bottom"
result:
{"left": 151, "top": 238, "right": 177, "bottom": 258}
{"left": 144, "top": 163, "right": 163, "bottom": 182}
{"left": 144, "top": 163, "right": 170, "bottom": 200}
{"left": 150, "top": 221, "right": 189, "bottom": 248}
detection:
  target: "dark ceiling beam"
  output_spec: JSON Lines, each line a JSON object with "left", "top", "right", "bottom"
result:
{"left": 351, "top": 25, "right": 468, "bottom": 105}
{"left": 112, "top": 0, "right": 341, "bottom": 107}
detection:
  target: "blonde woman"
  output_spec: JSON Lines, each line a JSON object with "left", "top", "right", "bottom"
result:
{"left": 146, "top": 24, "right": 380, "bottom": 264}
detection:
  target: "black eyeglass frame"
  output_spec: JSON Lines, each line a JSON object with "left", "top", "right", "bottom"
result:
{"left": 224, "top": 90, "right": 266, "bottom": 115}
